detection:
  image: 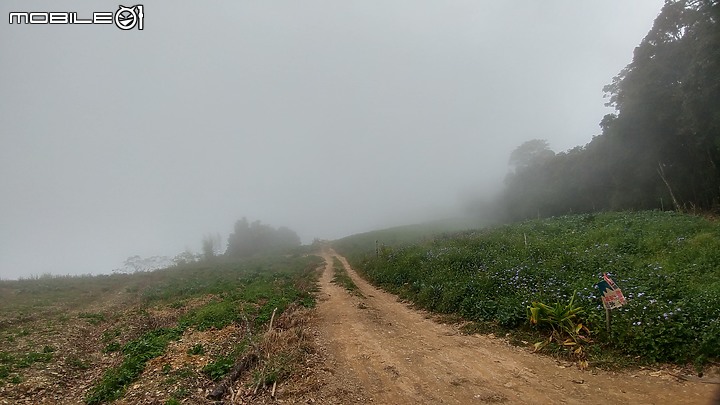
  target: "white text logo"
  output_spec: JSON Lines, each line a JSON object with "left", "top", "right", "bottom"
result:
{"left": 9, "top": 5, "right": 144, "bottom": 30}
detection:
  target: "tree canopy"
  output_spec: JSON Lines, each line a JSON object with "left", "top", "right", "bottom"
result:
{"left": 508, "top": 139, "right": 555, "bottom": 173}
{"left": 501, "top": 0, "right": 720, "bottom": 219}
{"left": 225, "top": 218, "right": 301, "bottom": 257}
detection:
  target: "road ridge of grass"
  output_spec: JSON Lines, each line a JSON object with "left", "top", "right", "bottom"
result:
{"left": 330, "top": 256, "right": 364, "bottom": 298}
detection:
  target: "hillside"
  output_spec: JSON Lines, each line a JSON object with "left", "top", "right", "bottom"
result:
{"left": 1, "top": 216, "right": 719, "bottom": 404}
{"left": 0, "top": 254, "right": 324, "bottom": 404}
{"left": 335, "top": 211, "right": 720, "bottom": 368}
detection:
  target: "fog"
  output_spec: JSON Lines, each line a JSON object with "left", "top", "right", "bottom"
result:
{"left": 0, "top": 1, "right": 663, "bottom": 279}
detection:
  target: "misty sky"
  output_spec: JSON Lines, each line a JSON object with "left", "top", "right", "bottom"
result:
{"left": 1, "top": 1, "right": 663, "bottom": 279}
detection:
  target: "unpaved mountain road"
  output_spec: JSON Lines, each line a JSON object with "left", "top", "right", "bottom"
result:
{"left": 315, "top": 248, "right": 717, "bottom": 404}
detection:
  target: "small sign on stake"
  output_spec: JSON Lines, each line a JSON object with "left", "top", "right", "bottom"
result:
{"left": 596, "top": 273, "right": 626, "bottom": 333}
{"left": 597, "top": 273, "right": 626, "bottom": 310}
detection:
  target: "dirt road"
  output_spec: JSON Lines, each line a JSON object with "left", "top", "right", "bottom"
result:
{"left": 315, "top": 248, "right": 717, "bottom": 404}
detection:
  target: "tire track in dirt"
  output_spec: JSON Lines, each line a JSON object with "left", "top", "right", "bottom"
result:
{"left": 315, "top": 248, "right": 716, "bottom": 404}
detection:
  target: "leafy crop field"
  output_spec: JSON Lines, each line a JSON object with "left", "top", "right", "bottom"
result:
{"left": 0, "top": 254, "right": 322, "bottom": 404}
{"left": 335, "top": 211, "right": 720, "bottom": 369}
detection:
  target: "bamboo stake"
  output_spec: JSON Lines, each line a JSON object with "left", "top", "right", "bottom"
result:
{"left": 268, "top": 307, "right": 278, "bottom": 332}
{"left": 605, "top": 307, "right": 611, "bottom": 334}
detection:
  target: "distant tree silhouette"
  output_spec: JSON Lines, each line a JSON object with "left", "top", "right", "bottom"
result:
{"left": 225, "top": 218, "right": 301, "bottom": 257}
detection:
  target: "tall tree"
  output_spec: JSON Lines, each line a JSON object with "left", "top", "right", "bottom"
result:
{"left": 602, "top": 0, "right": 720, "bottom": 210}
{"left": 507, "top": 139, "right": 555, "bottom": 173}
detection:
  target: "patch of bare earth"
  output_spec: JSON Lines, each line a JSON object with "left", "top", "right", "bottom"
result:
{"left": 314, "top": 248, "right": 718, "bottom": 405}
{"left": 0, "top": 295, "right": 215, "bottom": 404}
{"left": 0, "top": 301, "right": 140, "bottom": 404}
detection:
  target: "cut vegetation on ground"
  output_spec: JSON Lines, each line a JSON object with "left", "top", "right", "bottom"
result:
{"left": 0, "top": 254, "right": 322, "bottom": 404}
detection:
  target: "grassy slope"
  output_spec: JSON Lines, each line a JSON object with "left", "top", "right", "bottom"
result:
{"left": 334, "top": 211, "right": 720, "bottom": 368}
{"left": 0, "top": 253, "right": 323, "bottom": 403}
{"left": 334, "top": 216, "right": 489, "bottom": 261}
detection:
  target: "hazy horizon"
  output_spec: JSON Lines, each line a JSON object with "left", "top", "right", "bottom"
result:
{"left": 1, "top": 1, "right": 664, "bottom": 279}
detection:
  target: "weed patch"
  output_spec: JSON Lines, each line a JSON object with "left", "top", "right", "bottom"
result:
{"left": 78, "top": 312, "right": 105, "bottom": 325}
{"left": 187, "top": 344, "right": 205, "bottom": 355}
{"left": 202, "top": 355, "right": 236, "bottom": 381}
{"left": 86, "top": 327, "right": 183, "bottom": 404}
{"left": 0, "top": 346, "right": 54, "bottom": 382}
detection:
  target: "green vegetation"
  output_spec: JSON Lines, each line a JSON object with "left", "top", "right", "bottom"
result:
{"left": 528, "top": 294, "right": 592, "bottom": 364}
{"left": 81, "top": 254, "right": 322, "bottom": 404}
{"left": 331, "top": 257, "right": 363, "bottom": 297}
{"left": 527, "top": 294, "right": 587, "bottom": 344}
{"left": 78, "top": 312, "right": 106, "bottom": 325}
{"left": 86, "top": 327, "right": 184, "bottom": 404}
{"left": 101, "top": 329, "right": 120, "bottom": 343}
{"left": 0, "top": 274, "right": 134, "bottom": 318}
{"left": 0, "top": 346, "right": 55, "bottom": 383}
{"left": 187, "top": 343, "right": 205, "bottom": 355}
{"left": 0, "top": 217, "right": 319, "bottom": 403}
{"left": 103, "top": 342, "right": 121, "bottom": 353}
{"left": 334, "top": 217, "right": 488, "bottom": 263}
{"left": 335, "top": 211, "right": 720, "bottom": 369}
{"left": 502, "top": 0, "right": 720, "bottom": 219}
{"left": 202, "top": 355, "right": 236, "bottom": 381}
